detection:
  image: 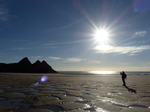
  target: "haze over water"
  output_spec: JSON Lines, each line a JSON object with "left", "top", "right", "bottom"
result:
{"left": 59, "top": 71, "right": 150, "bottom": 75}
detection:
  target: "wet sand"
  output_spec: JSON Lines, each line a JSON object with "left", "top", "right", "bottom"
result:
{"left": 0, "top": 73, "right": 150, "bottom": 112}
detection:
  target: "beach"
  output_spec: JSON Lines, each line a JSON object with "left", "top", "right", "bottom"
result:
{"left": 0, "top": 73, "right": 150, "bottom": 112}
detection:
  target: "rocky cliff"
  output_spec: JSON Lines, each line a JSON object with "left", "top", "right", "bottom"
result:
{"left": 0, "top": 57, "right": 58, "bottom": 73}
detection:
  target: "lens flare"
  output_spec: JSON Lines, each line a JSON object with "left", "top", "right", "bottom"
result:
{"left": 40, "top": 75, "right": 48, "bottom": 82}
{"left": 33, "top": 82, "right": 39, "bottom": 85}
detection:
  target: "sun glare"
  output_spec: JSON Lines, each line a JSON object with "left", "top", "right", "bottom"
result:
{"left": 90, "top": 71, "right": 115, "bottom": 74}
{"left": 94, "top": 29, "right": 109, "bottom": 43}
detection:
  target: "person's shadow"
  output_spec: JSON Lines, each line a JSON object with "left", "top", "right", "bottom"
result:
{"left": 124, "top": 86, "right": 137, "bottom": 93}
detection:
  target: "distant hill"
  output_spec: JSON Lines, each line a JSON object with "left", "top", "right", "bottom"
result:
{"left": 0, "top": 57, "right": 58, "bottom": 73}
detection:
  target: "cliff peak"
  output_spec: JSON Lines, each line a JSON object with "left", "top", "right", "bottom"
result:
{"left": 18, "top": 57, "right": 31, "bottom": 65}
{"left": 33, "top": 60, "right": 41, "bottom": 65}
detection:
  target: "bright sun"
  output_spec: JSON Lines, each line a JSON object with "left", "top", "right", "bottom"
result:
{"left": 94, "top": 29, "right": 109, "bottom": 43}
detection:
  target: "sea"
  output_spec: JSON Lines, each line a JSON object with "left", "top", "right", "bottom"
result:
{"left": 58, "top": 71, "right": 150, "bottom": 75}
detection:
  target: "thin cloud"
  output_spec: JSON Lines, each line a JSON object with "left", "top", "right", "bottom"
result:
{"left": 49, "top": 56, "right": 86, "bottom": 63}
{"left": 49, "top": 57, "right": 62, "bottom": 60}
{"left": 29, "top": 56, "right": 42, "bottom": 63}
{"left": 135, "top": 31, "right": 146, "bottom": 37}
{"left": 30, "top": 56, "right": 42, "bottom": 58}
{"left": 143, "top": 62, "right": 150, "bottom": 67}
{"left": 94, "top": 45, "right": 150, "bottom": 54}
{"left": 0, "top": 7, "right": 9, "bottom": 21}
{"left": 45, "top": 17, "right": 85, "bottom": 32}
{"left": 44, "top": 41, "right": 82, "bottom": 46}
{"left": 43, "top": 39, "right": 91, "bottom": 46}
{"left": 0, "top": 6, "right": 13, "bottom": 22}
{"left": 12, "top": 47, "right": 28, "bottom": 50}
{"left": 117, "top": 63, "right": 130, "bottom": 65}
{"left": 88, "top": 60, "right": 101, "bottom": 64}
{"left": 66, "top": 58, "right": 86, "bottom": 62}
{"left": 30, "top": 56, "right": 42, "bottom": 60}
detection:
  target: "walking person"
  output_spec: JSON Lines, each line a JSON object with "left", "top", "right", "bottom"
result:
{"left": 120, "top": 71, "right": 127, "bottom": 86}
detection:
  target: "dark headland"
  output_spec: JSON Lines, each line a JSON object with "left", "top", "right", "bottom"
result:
{"left": 0, "top": 57, "right": 58, "bottom": 73}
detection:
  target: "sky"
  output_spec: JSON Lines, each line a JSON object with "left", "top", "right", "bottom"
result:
{"left": 1, "top": 0, "right": 150, "bottom": 71}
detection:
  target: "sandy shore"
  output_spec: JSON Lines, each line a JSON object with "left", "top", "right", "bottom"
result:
{"left": 0, "top": 73, "right": 150, "bottom": 112}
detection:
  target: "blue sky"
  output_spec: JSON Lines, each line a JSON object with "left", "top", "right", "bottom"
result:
{"left": 1, "top": 0, "right": 150, "bottom": 71}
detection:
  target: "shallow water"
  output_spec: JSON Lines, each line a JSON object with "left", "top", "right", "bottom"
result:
{"left": 0, "top": 97, "right": 5, "bottom": 100}
{"left": 4, "top": 86, "right": 12, "bottom": 89}
{"left": 0, "top": 98, "right": 31, "bottom": 112}
{"left": 36, "top": 105, "right": 63, "bottom": 111}
{"left": 0, "top": 89, "right": 4, "bottom": 93}
{"left": 0, "top": 97, "right": 64, "bottom": 112}
{"left": 12, "top": 92, "right": 25, "bottom": 95}
{"left": 129, "top": 104, "right": 149, "bottom": 108}
{"left": 82, "top": 93, "right": 97, "bottom": 97}
{"left": 49, "top": 95, "right": 61, "bottom": 100}
{"left": 23, "top": 87, "right": 39, "bottom": 93}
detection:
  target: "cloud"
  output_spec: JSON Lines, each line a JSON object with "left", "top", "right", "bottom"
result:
{"left": 94, "top": 45, "right": 150, "bottom": 54}
{"left": 49, "top": 57, "right": 62, "bottom": 60}
{"left": 88, "top": 60, "right": 101, "bottom": 64}
{"left": 0, "top": 7, "right": 11, "bottom": 21}
{"left": 117, "top": 63, "right": 130, "bottom": 65}
{"left": 29, "top": 56, "right": 42, "bottom": 63}
{"left": 45, "top": 17, "right": 85, "bottom": 32}
{"left": 43, "top": 39, "right": 90, "bottom": 46}
{"left": 66, "top": 58, "right": 86, "bottom": 62}
{"left": 30, "top": 56, "right": 42, "bottom": 60}
{"left": 49, "top": 56, "right": 86, "bottom": 63}
{"left": 134, "top": 31, "right": 146, "bottom": 37}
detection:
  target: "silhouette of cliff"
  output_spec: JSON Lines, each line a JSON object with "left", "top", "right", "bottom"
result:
{"left": 17, "top": 57, "right": 32, "bottom": 73}
{"left": 0, "top": 57, "right": 57, "bottom": 73}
